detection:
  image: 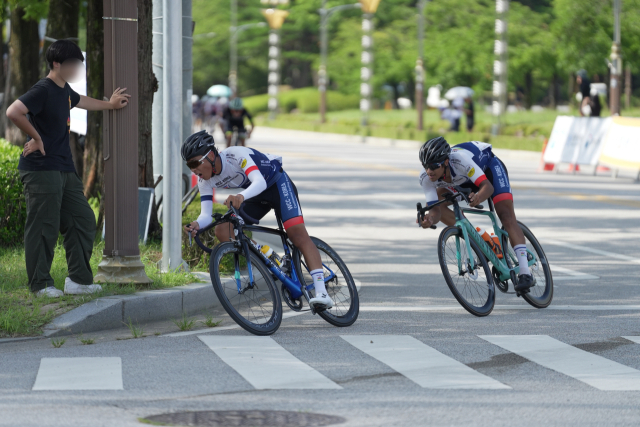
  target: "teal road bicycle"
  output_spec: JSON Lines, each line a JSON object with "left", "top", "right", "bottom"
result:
{"left": 417, "top": 186, "right": 553, "bottom": 316}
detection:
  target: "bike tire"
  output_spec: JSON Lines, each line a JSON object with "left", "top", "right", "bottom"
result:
{"left": 501, "top": 222, "right": 553, "bottom": 308}
{"left": 438, "top": 226, "right": 495, "bottom": 317}
{"left": 293, "top": 237, "right": 359, "bottom": 327}
{"left": 209, "top": 242, "right": 282, "bottom": 335}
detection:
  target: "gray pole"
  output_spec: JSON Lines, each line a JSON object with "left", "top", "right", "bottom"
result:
{"left": 609, "top": 0, "right": 622, "bottom": 115}
{"left": 416, "top": 0, "right": 427, "bottom": 131}
{"left": 492, "top": 0, "right": 508, "bottom": 135}
{"left": 319, "top": 2, "right": 361, "bottom": 124}
{"left": 229, "top": 0, "right": 237, "bottom": 95}
{"left": 268, "top": 30, "right": 280, "bottom": 120}
{"left": 229, "top": 22, "right": 266, "bottom": 97}
{"left": 162, "top": 0, "right": 183, "bottom": 272}
{"left": 182, "top": 0, "right": 193, "bottom": 193}
{"left": 152, "top": 0, "right": 163, "bottom": 205}
{"left": 360, "top": 13, "right": 373, "bottom": 127}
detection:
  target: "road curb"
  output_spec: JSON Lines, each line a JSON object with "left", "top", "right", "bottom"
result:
{"left": 42, "top": 272, "right": 217, "bottom": 337}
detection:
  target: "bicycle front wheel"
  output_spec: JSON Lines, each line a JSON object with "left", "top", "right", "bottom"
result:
{"left": 438, "top": 226, "right": 495, "bottom": 316}
{"left": 294, "top": 237, "right": 359, "bottom": 327}
{"left": 209, "top": 242, "right": 282, "bottom": 335}
{"left": 501, "top": 221, "right": 553, "bottom": 308}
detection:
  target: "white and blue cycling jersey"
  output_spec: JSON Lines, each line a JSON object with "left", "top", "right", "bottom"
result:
{"left": 419, "top": 141, "right": 513, "bottom": 206}
{"left": 196, "top": 146, "right": 305, "bottom": 230}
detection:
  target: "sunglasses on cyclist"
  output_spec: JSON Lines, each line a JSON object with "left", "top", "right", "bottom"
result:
{"left": 186, "top": 150, "right": 212, "bottom": 169}
{"left": 424, "top": 161, "right": 445, "bottom": 171}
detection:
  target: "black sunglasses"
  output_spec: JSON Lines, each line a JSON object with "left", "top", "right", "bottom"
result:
{"left": 424, "top": 161, "right": 445, "bottom": 171}
{"left": 186, "top": 150, "right": 212, "bottom": 169}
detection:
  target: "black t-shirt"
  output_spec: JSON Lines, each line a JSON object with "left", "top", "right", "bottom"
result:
{"left": 579, "top": 78, "right": 591, "bottom": 100}
{"left": 222, "top": 107, "right": 253, "bottom": 131}
{"left": 18, "top": 78, "right": 80, "bottom": 172}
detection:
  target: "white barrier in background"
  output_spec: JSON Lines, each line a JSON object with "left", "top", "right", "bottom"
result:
{"left": 543, "top": 116, "right": 640, "bottom": 179}
{"left": 543, "top": 116, "right": 610, "bottom": 167}
{"left": 598, "top": 117, "right": 640, "bottom": 174}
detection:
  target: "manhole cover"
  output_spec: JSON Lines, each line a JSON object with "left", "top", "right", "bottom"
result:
{"left": 141, "top": 410, "right": 346, "bottom": 427}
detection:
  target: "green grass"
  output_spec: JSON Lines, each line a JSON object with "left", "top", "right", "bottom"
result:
{"left": 51, "top": 338, "right": 66, "bottom": 348}
{"left": 0, "top": 200, "right": 232, "bottom": 338}
{"left": 125, "top": 318, "right": 145, "bottom": 339}
{"left": 203, "top": 314, "right": 222, "bottom": 328}
{"left": 255, "top": 106, "right": 640, "bottom": 152}
{"left": 173, "top": 314, "right": 196, "bottom": 331}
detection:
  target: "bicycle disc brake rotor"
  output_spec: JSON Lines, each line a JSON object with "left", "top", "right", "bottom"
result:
{"left": 466, "top": 261, "right": 479, "bottom": 280}
{"left": 492, "top": 266, "right": 510, "bottom": 293}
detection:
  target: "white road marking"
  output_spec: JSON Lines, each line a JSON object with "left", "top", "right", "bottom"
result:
{"left": 198, "top": 335, "right": 341, "bottom": 390}
{"left": 32, "top": 357, "right": 123, "bottom": 391}
{"left": 358, "top": 305, "right": 640, "bottom": 311}
{"left": 370, "top": 200, "right": 403, "bottom": 209}
{"left": 622, "top": 336, "right": 640, "bottom": 344}
{"left": 551, "top": 265, "right": 599, "bottom": 281}
{"left": 480, "top": 335, "right": 640, "bottom": 391}
{"left": 545, "top": 239, "right": 640, "bottom": 265}
{"left": 341, "top": 335, "right": 510, "bottom": 389}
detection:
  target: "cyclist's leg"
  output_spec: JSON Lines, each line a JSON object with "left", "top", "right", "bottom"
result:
{"left": 435, "top": 187, "right": 457, "bottom": 226}
{"left": 486, "top": 157, "right": 524, "bottom": 247}
{"left": 215, "top": 197, "right": 271, "bottom": 243}
{"left": 225, "top": 131, "right": 232, "bottom": 147}
{"left": 274, "top": 173, "right": 330, "bottom": 305}
{"left": 487, "top": 157, "right": 531, "bottom": 286}
{"left": 238, "top": 131, "right": 247, "bottom": 147}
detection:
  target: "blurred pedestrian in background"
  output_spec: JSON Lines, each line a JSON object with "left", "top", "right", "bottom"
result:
{"left": 463, "top": 96, "right": 475, "bottom": 132}
{"left": 576, "top": 69, "right": 601, "bottom": 117}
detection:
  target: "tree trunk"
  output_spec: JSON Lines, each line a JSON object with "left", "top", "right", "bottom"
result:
{"left": 523, "top": 71, "right": 533, "bottom": 110}
{"left": 5, "top": 7, "right": 41, "bottom": 145}
{"left": 83, "top": 0, "right": 105, "bottom": 236}
{"left": 137, "top": 0, "right": 161, "bottom": 238}
{"left": 41, "top": 0, "right": 80, "bottom": 77}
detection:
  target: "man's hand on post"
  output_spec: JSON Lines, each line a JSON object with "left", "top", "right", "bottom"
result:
{"left": 109, "top": 87, "right": 131, "bottom": 110}
{"left": 224, "top": 194, "right": 245, "bottom": 209}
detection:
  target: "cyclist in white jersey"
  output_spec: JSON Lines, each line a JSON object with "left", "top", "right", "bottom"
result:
{"left": 417, "top": 136, "right": 535, "bottom": 293}
{"left": 181, "top": 130, "right": 333, "bottom": 308}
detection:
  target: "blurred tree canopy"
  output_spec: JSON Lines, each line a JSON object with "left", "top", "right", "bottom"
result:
{"left": 191, "top": 0, "right": 640, "bottom": 107}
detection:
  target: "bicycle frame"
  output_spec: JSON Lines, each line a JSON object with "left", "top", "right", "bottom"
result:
{"left": 420, "top": 188, "right": 537, "bottom": 283}
{"left": 195, "top": 209, "right": 337, "bottom": 301}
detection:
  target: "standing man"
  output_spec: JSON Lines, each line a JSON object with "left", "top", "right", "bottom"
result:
{"left": 6, "top": 40, "right": 130, "bottom": 297}
{"left": 463, "top": 96, "right": 475, "bottom": 132}
{"left": 576, "top": 69, "right": 601, "bottom": 117}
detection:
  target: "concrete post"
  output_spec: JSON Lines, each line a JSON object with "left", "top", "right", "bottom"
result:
{"left": 95, "top": 0, "right": 151, "bottom": 284}
{"left": 416, "top": 0, "right": 427, "bottom": 131}
{"left": 609, "top": 0, "right": 622, "bottom": 116}
{"left": 162, "top": 0, "right": 183, "bottom": 272}
{"left": 182, "top": 0, "right": 193, "bottom": 190}
{"left": 261, "top": 8, "right": 289, "bottom": 121}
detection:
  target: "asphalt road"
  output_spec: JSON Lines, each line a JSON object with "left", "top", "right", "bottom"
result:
{"left": 2, "top": 127, "right": 640, "bottom": 427}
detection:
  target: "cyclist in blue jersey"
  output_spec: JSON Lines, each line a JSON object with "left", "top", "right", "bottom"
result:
{"left": 181, "top": 130, "right": 333, "bottom": 308}
{"left": 417, "top": 136, "right": 535, "bottom": 293}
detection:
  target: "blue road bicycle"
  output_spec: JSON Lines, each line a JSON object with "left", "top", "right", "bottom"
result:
{"left": 194, "top": 204, "right": 359, "bottom": 335}
{"left": 417, "top": 186, "right": 553, "bottom": 316}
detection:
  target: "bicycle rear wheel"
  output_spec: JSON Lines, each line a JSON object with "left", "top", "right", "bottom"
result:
{"left": 209, "top": 242, "right": 282, "bottom": 335}
{"left": 438, "top": 226, "right": 495, "bottom": 316}
{"left": 501, "top": 221, "right": 553, "bottom": 308}
{"left": 293, "top": 237, "right": 359, "bottom": 327}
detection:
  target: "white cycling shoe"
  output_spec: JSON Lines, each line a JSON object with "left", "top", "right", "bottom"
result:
{"left": 64, "top": 277, "right": 102, "bottom": 295}
{"left": 309, "top": 292, "right": 334, "bottom": 309}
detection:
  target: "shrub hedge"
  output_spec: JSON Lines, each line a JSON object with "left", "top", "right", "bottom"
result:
{"left": 0, "top": 139, "right": 26, "bottom": 247}
{"left": 242, "top": 88, "right": 359, "bottom": 115}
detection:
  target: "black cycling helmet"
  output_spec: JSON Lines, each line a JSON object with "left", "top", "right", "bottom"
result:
{"left": 181, "top": 130, "right": 216, "bottom": 161}
{"left": 419, "top": 136, "right": 451, "bottom": 168}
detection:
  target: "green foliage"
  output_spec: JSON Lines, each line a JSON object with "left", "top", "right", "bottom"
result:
{"left": 191, "top": 0, "right": 640, "bottom": 109}
{"left": 0, "top": 139, "right": 27, "bottom": 247}
{"left": 9, "top": 0, "right": 48, "bottom": 21}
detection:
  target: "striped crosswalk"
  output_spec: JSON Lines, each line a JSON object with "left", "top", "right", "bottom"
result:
{"left": 29, "top": 335, "right": 640, "bottom": 392}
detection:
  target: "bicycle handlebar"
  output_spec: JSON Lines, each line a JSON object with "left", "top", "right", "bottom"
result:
{"left": 192, "top": 202, "right": 243, "bottom": 254}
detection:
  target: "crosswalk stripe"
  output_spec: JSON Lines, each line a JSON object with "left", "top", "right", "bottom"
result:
{"left": 32, "top": 357, "right": 123, "bottom": 391}
{"left": 341, "top": 335, "right": 510, "bottom": 390}
{"left": 622, "top": 336, "right": 640, "bottom": 344}
{"left": 480, "top": 335, "right": 640, "bottom": 391}
{"left": 198, "top": 335, "right": 341, "bottom": 390}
